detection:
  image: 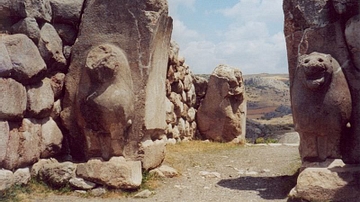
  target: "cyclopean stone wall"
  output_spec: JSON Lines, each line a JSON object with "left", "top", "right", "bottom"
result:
{"left": 0, "top": 0, "right": 83, "bottom": 171}
{"left": 164, "top": 41, "right": 200, "bottom": 142}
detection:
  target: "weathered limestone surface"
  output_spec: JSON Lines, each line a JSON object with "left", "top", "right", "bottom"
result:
{"left": 164, "top": 41, "right": 198, "bottom": 142}
{"left": 0, "top": 78, "right": 27, "bottom": 120}
{"left": 76, "top": 157, "right": 142, "bottom": 189}
{"left": 50, "top": 0, "right": 84, "bottom": 25}
{"left": 38, "top": 23, "right": 67, "bottom": 71}
{"left": 141, "top": 139, "right": 166, "bottom": 171}
{"left": 0, "top": 121, "right": 10, "bottom": 163}
{"left": 290, "top": 159, "right": 360, "bottom": 201}
{"left": 13, "top": 167, "right": 31, "bottom": 185}
{"left": 0, "top": 169, "right": 14, "bottom": 192}
{"left": 38, "top": 161, "right": 76, "bottom": 188}
{"left": 196, "top": 64, "right": 246, "bottom": 143}
{"left": 2, "top": 34, "right": 47, "bottom": 84}
{"left": 11, "top": 17, "right": 40, "bottom": 44}
{"left": 26, "top": 78, "right": 54, "bottom": 118}
{"left": 292, "top": 52, "right": 351, "bottom": 161}
{"left": 40, "top": 117, "right": 63, "bottom": 158}
{"left": 2, "top": 118, "right": 42, "bottom": 170}
{"left": 61, "top": 0, "right": 173, "bottom": 161}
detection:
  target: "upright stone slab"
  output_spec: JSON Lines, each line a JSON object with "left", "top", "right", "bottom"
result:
{"left": 61, "top": 0, "right": 173, "bottom": 161}
{"left": 196, "top": 64, "right": 246, "bottom": 143}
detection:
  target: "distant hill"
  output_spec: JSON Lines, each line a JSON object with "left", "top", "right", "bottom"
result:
{"left": 243, "top": 73, "right": 291, "bottom": 119}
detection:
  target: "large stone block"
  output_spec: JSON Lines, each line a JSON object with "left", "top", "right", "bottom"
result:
{"left": 26, "top": 78, "right": 54, "bottom": 118}
{"left": 50, "top": 0, "right": 84, "bottom": 25}
{"left": 76, "top": 157, "right": 142, "bottom": 189}
{"left": 61, "top": 0, "right": 173, "bottom": 161}
{"left": 0, "top": 38, "right": 13, "bottom": 77}
{"left": 40, "top": 117, "right": 63, "bottom": 158}
{"left": 0, "top": 121, "right": 10, "bottom": 164}
{"left": 38, "top": 23, "right": 67, "bottom": 71}
{"left": 0, "top": 78, "right": 27, "bottom": 120}
{"left": 196, "top": 65, "right": 246, "bottom": 143}
{"left": 14, "top": 0, "right": 52, "bottom": 22}
{"left": 290, "top": 159, "right": 360, "bottom": 202}
{"left": 3, "top": 118, "right": 42, "bottom": 170}
{"left": 11, "top": 17, "right": 40, "bottom": 44}
{"left": 2, "top": 34, "right": 47, "bottom": 84}
{"left": 38, "top": 161, "right": 76, "bottom": 188}
{"left": 141, "top": 139, "right": 166, "bottom": 171}
{"left": 0, "top": 169, "right": 14, "bottom": 192}
{"left": 13, "top": 167, "right": 31, "bottom": 185}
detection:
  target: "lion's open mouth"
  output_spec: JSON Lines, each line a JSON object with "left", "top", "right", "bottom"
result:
{"left": 304, "top": 65, "right": 327, "bottom": 89}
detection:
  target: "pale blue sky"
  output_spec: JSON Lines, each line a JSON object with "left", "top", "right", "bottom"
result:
{"left": 168, "top": 0, "right": 287, "bottom": 75}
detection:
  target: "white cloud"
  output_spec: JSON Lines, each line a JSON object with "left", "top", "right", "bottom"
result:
{"left": 169, "top": 0, "right": 287, "bottom": 75}
{"left": 172, "top": 19, "right": 201, "bottom": 45}
{"left": 220, "top": 0, "right": 283, "bottom": 23}
{"left": 168, "top": 0, "right": 196, "bottom": 17}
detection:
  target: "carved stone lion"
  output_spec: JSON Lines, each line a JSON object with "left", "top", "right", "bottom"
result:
{"left": 291, "top": 52, "right": 352, "bottom": 162}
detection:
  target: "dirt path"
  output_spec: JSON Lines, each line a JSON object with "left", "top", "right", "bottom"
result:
{"left": 27, "top": 142, "right": 301, "bottom": 202}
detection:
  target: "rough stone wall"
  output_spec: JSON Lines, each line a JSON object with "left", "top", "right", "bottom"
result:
{"left": 164, "top": 41, "right": 200, "bottom": 142}
{"left": 283, "top": 0, "right": 360, "bottom": 162}
{"left": 0, "top": 0, "right": 83, "bottom": 170}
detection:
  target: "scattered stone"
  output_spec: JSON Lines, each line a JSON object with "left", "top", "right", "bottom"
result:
{"left": 0, "top": 169, "right": 14, "bottom": 192}
{"left": 69, "top": 177, "right": 96, "bottom": 190}
{"left": 76, "top": 157, "right": 142, "bottom": 189}
{"left": 89, "top": 187, "right": 107, "bottom": 197}
{"left": 74, "top": 190, "right": 87, "bottom": 194}
{"left": 141, "top": 139, "right": 166, "bottom": 171}
{"left": 290, "top": 159, "right": 360, "bottom": 202}
{"left": 150, "top": 165, "right": 179, "bottom": 178}
{"left": 134, "top": 189, "right": 153, "bottom": 198}
{"left": 199, "top": 171, "right": 221, "bottom": 179}
{"left": 13, "top": 167, "right": 31, "bottom": 185}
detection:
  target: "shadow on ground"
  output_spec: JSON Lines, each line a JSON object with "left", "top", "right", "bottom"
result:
{"left": 217, "top": 174, "right": 298, "bottom": 200}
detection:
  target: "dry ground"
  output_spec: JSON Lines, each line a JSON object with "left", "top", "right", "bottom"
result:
{"left": 6, "top": 141, "right": 301, "bottom": 202}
